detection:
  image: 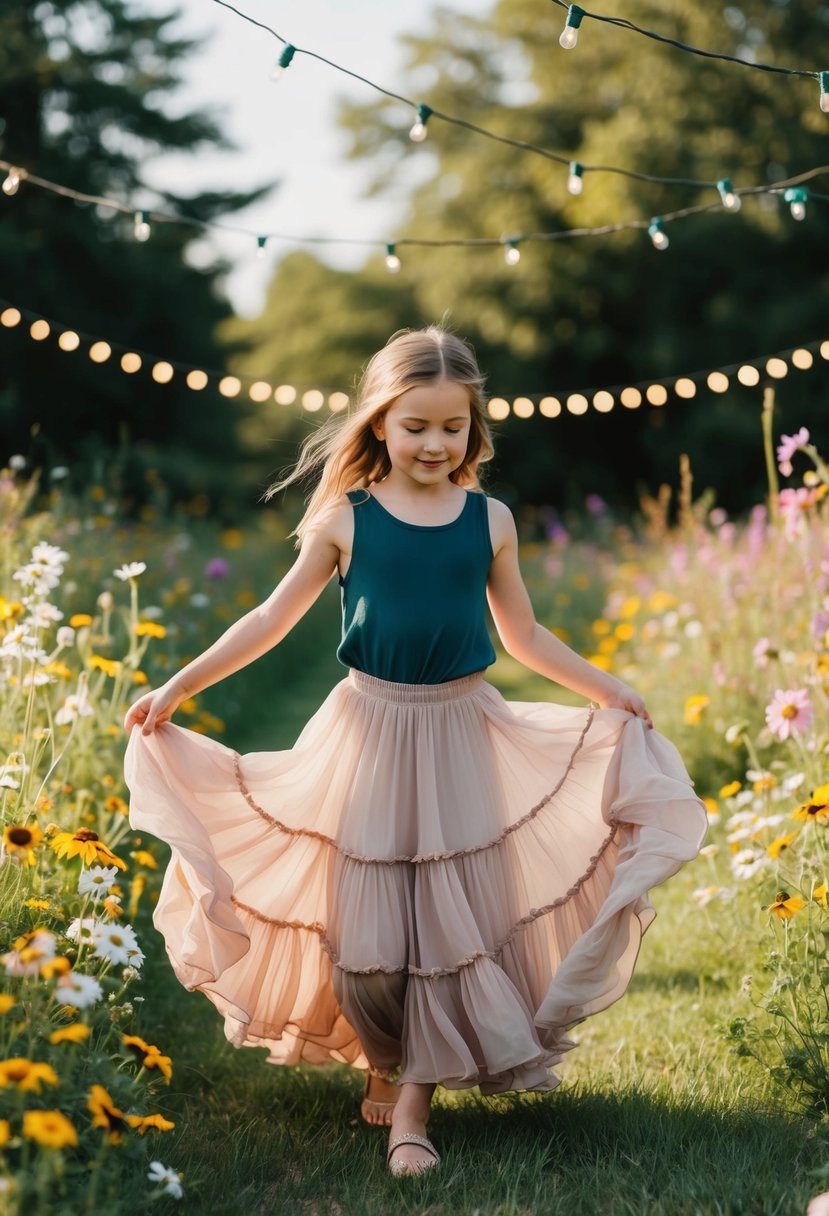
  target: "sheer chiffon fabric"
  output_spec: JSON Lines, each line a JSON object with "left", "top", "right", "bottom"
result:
{"left": 123, "top": 669, "right": 707, "bottom": 1094}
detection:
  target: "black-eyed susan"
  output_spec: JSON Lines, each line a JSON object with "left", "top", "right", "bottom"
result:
{"left": 23, "top": 1108, "right": 78, "bottom": 1148}
{"left": 89, "top": 655, "right": 121, "bottom": 678}
{"left": 813, "top": 882, "right": 828, "bottom": 908}
{"left": 49, "top": 828, "right": 126, "bottom": 870}
{"left": 767, "top": 832, "right": 799, "bottom": 860}
{"left": 792, "top": 783, "right": 829, "bottom": 823}
{"left": 3, "top": 822, "right": 44, "bottom": 865}
{"left": 104, "top": 795, "right": 129, "bottom": 816}
{"left": 0, "top": 1058, "right": 59, "bottom": 1092}
{"left": 88, "top": 1084, "right": 129, "bottom": 1145}
{"left": 49, "top": 1023, "right": 91, "bottom": 1046}
{"left": 40, "top": 957, "right": 72, "bottom": 979}
{"left": 125, "top": 1111, "right": 176, "bottom": 1135}
{"left": 768, "top": 891, "right": 806, "bottom": 919}
{"left": 122, "top": 1035, "right": 173, "bottom": 1084}
{"left": 2, "top": 928, "right": 58, "bottom": 977}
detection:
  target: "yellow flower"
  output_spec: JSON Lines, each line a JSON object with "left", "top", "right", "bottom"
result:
{"left": 134, "top": 621, "right": 166, "bottom": 639}
{"left": 68, "top": 614, "right": 93, "bottom": 628}
{"left": 703, "top": 797, "right": 719, "bottom": 817}
{"left": 104, "top": 795, "right": 129, "bottom": 816}
{"left": 792, "top": 783, "right": 829, "bottom": 822}
{"left": 752, "top": 773, "right": 777, "bottom": 794}
{"left": 586, "top": 654, "right": 613, "bottom": 672}
{"left": 129, "top": 875, "right": 146, "bottom": 919}
{"left": 572, "top": 573, "right": 590, "bottom": 591}
{"left": 0, "top": 1120, "right": 10, "bottom": 1147}
{"left": 122, "top": 1035, "right": 173, "bottom": 1084}
{"left": 719, "top": 781, "right": 742, "bottom": 799}
{"left": 179, "top": 698, "right": 198, "bottom": 714}
{"left": 767, "top": 832, "right": 798, "bottom": 860}
{"left": 49, "top": 828, "right": 126, "bottom": 870}
{"left": 89, "top": 655, "right": 121, "bottom": 678}
{"left": 23, "top": 1109, "right": 78, "bottom": 1148}
{"left": 131, "top": 850, "right": 156, "bottom": 869}
{"left": 550, "top": 626, "right": 571, "bottom": 643}
{"left": 813, "top": 882, "right": 828, "bottom": 908}
{"left": 125, "top": 1111, "right": 176, "bottom": 1135}
{"left": 683, "top": 694, "right": 711, "bottom": 726}
{"left": 0, "top": 996, "right": 16, "bottom": 1016}
{"left": 49, "top": 1023, "right": 91, "bottom": 1045}
{"left": 598, "top": 637, "right": 619, "bottom": 655}
{"left": 236, "top": 588, "right": 257, "bottom": 608}
{"left": 554, "top": 592, "right": 571, "bottom": 608}
{"left": 648, "top": 591, "right": 677, "bottom": 613}
{"left": 614, "top": 622, "right": 635, "bottom": 642}
{"left": 0, "top": 1058, "right": 59, "bottom": 1092}
{"left": 198, "top": 712, "right": 225, "bottom": 733}
{"left": 132, "top": 670, "right": 149, "bottom": 684}
{"left": 88, "top": 1085, "right": 129, "bottom": 1145}
{"left": 591, "top": 618, "right": 612, "bottom": 636}
{"left": 40, "top": 957, "right": 71, "bottom": 979}
{"left": 219, "top": 528, "right": 244, "bottom": 548}
{"left": 768, "top": 891, "right": 806, "bottom": 919}
{"left": 42, "top": 660, "right": 72, "bottom": 679}
{"left": 619, "top": 596, "right": 641, "bottom": 619}
{"left": 3, "top": 823, "right": 44, "bottom": 865}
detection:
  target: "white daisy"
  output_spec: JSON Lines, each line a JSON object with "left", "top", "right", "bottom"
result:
{"left": 65, "top": 916, "right": 99, "bottom": 944}
{"left": 56, "top": 971, "right": 104, "bottom": 1009}
{"left": 12, "top": 563, "right": 61, "bottom": 594}
{"left": 91, "top": 921, "right": 141, "bottom": 967}
{"left": 55, "top": 691, "right": 95, "bottom": 726}
{"left": 8, "top": 454, "right": 26, "bottom": 470}
{"left": 78, "top": 865, "right": 119, "bottom": 901}
{"left": 691, "top": 886, "right": 720, "bottom": 907}
{"left": 24, "top": 602, "right": 63, "bottom": 629}
{"left": 147, "top": 1161, "right": 184, "bottom": 1199}
{"left": 730, "top": 849, "right": 769, "bottom": 880}
{"left": 31, "top": 542, "right": 70, "bottom": 569}
{"left": 113, "top": 562, "right": 147, "bottom": 581}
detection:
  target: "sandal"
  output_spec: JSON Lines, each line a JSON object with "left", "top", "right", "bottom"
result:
{"left": 386, "top": 1132, "right": 441, "bottom": 1177}
{"left": 360, "top": 1069, "right": 399, "bottom": 1125}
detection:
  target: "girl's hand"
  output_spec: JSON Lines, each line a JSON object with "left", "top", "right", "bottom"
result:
{"left": 124, "top": 681, "right": 185, "bottom": 737}
{"left": 597, "top": 681, "right": 654, "bottom": 729}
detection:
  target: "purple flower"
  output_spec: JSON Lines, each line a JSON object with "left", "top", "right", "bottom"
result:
{"left": 764, "top": 688, "right": 813, "bottom": 741}
{"left": 812, "top": 611, "right": 829, "bottom": 643}
{"left": 204, "top": 557, "right": 230, "bottom": 580}
{"left": 776, "top": 427, "right": 810, "bottom": 477}
{"left": 585, "top": 493, "right": 607, "bottom": 517}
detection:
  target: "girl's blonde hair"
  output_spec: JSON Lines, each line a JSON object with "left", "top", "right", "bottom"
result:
{"left": 261, "top": 325, "right": 495, "bottom": 546}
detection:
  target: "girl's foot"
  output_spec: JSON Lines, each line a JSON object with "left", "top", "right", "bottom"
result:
{"left": 361, "top": 1072, "right": 399, "bottom": 1125}
{"left": 387, "top": 1082, "right": 438, "bottom": 1176}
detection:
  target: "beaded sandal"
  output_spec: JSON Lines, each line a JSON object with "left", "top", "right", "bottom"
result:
{"left": 386, "top": 1132, "right": 441, "bottom": 1177}
{"left": 360, "top": 1069, "right": 399, "bottom": 1125}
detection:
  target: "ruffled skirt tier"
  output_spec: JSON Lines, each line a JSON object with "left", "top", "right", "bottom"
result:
{"left": 123, "top": 669, "right": 707, "bottom": 1094}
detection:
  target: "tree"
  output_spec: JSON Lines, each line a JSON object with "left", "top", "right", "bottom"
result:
{"left": 0, "top": 0, "right": 271, "bottom": 514}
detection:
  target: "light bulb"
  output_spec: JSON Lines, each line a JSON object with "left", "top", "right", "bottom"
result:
{"left": 133, "top": 211, "right": 151, "bottom": 242}
{"left": 256, "top": 236, "right": 267, "bottom": 260}
{"left": 2, "top": 169, "right": 20, "bottom": 196}
{"left": 648, "top": 218, "right": 669, "bottom": 250}
{"left": 504, "top": 241, "right": 521, "bottom": 265}
{"left": 717, "top": 178, "right": 741, "bottom": 212}
{"left": 409, "top": 103, "right": 433, "bottom": 142}
{"left": 820, "top": 71, "right": 829, "bottom": 112}
{"left": 567, "top": 162, "right": 584, "bottom": 195}
{"left": 784, "top": 187, "right": 808, "bottom": 221}
{"left": 385, "top": 244, "right": 401, "bottom": 273}
{"left": 270, "top": 43, "right": 295, "bottom": 82}
{"left": 559, "top": 4, "right": 584, "bottom": 49}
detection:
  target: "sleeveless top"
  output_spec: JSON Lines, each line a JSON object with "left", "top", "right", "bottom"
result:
{"left": 336, "top": 487, "right": 497, "bottom": 684}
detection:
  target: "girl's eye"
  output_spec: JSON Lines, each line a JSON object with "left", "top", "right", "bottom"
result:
{"left": 404, "top": 428, "right": 462, "bottom": 434}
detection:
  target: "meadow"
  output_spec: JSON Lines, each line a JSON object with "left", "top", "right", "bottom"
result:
{"left": 1, "top": 426, "right": 828, "bottom": 1215}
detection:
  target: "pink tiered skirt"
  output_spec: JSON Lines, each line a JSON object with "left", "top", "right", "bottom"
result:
{"left": 123, "top": 668, "right": 707, "bottom": 1094}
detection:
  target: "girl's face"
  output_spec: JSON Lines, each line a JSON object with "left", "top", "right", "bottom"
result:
{"left": 371, "top": 378, "right": 472, "bottom": 487}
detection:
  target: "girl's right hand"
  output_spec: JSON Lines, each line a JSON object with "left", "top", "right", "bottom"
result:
{"left": 124, "top": 681, "right": 185, "bottom": 737}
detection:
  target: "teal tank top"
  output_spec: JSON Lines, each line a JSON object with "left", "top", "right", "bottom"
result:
{"left": 336, "top": 487, "right": 497, "bottom": 684}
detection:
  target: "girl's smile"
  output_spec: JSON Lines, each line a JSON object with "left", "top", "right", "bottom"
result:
{"left": 371, "top": 378, "right": 472, "bottom": 491}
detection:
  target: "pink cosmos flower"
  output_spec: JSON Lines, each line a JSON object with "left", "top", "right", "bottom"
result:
{"left": 752, "top": 637, "right": 777, "bottom": 668}
{"left": 764, "top": 688, "right": 813, "bottom": 741}
{"left": 776, "top": 427, "right": 810, "bottom": 477}
{"left": 778, "top": 486, "right": 814, "bottom": 540}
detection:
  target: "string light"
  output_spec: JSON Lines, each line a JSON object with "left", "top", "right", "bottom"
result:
{"left": 89, "top": 341, "right": 111, "bottom": 363}
{"left": 539, "top": 397, "right": 562, "bottom": 417}
{"left": 186, "top": 369, "right": 208, "bottom": 390}
{"left": 384, "top": 243, "right": 401, "bottom": 273}
{"left": 821, "top": 72, "right": 829, "bottom": 113}
{"left": 646, "top": 384, "right": 668, "bottom": 406}
{"left": 784, "top": 187, "right": 808, "bottom": 221}
{"left": 256, "top": 236, "right": 268, "bottom": 260}
{"left": 249, "top": 380, "right": 272, "bottom": 402}
{"left": 270, "top": 43, "right": 295, "bottom": 82}
{"left": 766, "top": 358, "right": 788, "bottom": 379}
{"left": 409, "top": 103, "right": 433, "bottom": 142}
{"left": 648, "top": 217, "right": 669, "bottom": 250}
{"left": 717, "top": 178, "right": 741, "bottom": 212}
{"left": 737, "top": 365, "right": 760, "bottom": 387}
{"left": 620, "top": 388, "right": 643, "bottom": 409}
{"left": 559, "top": 4, "right": 584, "bottom": 49}
{"left": 57, "top": 331, "right": 80, "bottom": 352}
{"left": 567, "top": 162, "right": 584, "bottom": 195}
{"left": 2, "top": 168, "right": 21, "bottom": 197}
{"left": 513, "top": 396, "right": 535, "bottom": 417}
{"left": 133, "top": 211, "right": 151, "bottom": 242}
{"left": 503, "top": 239, "right": 521, "bottom": 265}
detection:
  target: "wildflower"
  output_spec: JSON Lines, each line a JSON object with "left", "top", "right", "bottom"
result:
{"left": 127, "top": 1111, "right": 176, "bottom": 1135}
{"left": 22, "top": 1109, "right": 78, "bottom": 1149}
{"left": 702, "top": 797, "right": 719, "bottom": 824}
{"left": 50, "top": 827, "right": 126, "bottom": 869}
{"left": 65, "top": 916, "right": 98, "bottom": 944}
{"left": 730, "top": 849, "right": 768, "bottom": 880}
{"left": 56, "top": 972, "right": 104, "bottom": 1010}
{"left": 134, "top": 621, "right": 167, "bottom": 638}
{"left": 813, "top": 882, "right": 828, "bottom": 908}
{"left": 684, "top": 694, "right": 710, "bottom": 725}
{"left": 91, "top": 921, "right": 143, "bottom": 968}
{"left": 78, "top": 865, "right": 120, "bottom": 901}
{"left": 719, "top": 781, "right": 742, "bottom": 799}
{"left": 752, "top": 637, "right": 778, "bottom": 669}
{"left": 49, "top": 1023, "right": 91, "bottom": 1045}
{"left": 40, "top": 956, "right": 71, "bottom": 980}
{"left": 0, "top": 996, "right": 15, "bottom": 1015}
{"left": 587, "top": 654, "right": 612, "bottom": 672}
{"left": 68, "top": 613, "right": 93, "bottom": 628}
{"left": 793, "top": 783, "right": 829, "bottom": 822}
{"left": 614, "top": 622, "right": 635, "bottom": 642}
{"left": 147, "top": 1161, "right": 184, "bottom": 1199}
{"left": 619, "top": 596, "right": 641, "bottom": 619}
{"left": 0, "top": 1058, "right": 59, "bottom": 1093}
{"left": 778, "top": 487, "right": 816, "bottom": 540}
{"left": 2, "top": 822, "right": 44, "bottom": 865}
{"left": 765, "top": 688, "right": 813, "bottom": 741}
{"left": 122, "top": 1035, "right": 173, "bottom": 1083}
{"left": 113, "top": 562, "right": 147, "bottom": 581}
{"left": 749, "top": 770, "right": 777, "bottom": 794}
{"left": 97, "top": 591, "right": 114, "bottom": 611}
{"left": 88, "top": 655, "right": 121, "bottom": 678}
{"left": 55, "top": 688, "right": 94, "bottom": 725}
{"left": 88, "top": 1084, "right": 130, "bottom": 1145}
{"left": 203, "top": 557, "right": 230, "bottom": 580}
{"left": 1, "top": 928, "right": 58, "bottom": 977}
{"left": 776, "top": 427, "right": 810, "bottom": 476}
{"left": 767, "top": 832, "right": 798, "bottom": 860}
{"left": 130, "top": 849, "right": 157, "bottom": 869}
{"left": 104, "top": 795, "right": 129, "bottom": 816}
{"left": 699, "top": 843, "right": 720, "bottom": 858}
{"left": 768, "top": 890, "right": 806, "bottom": 919}
{"left": 691, "top": 886, "right": 720, "bottom": 907}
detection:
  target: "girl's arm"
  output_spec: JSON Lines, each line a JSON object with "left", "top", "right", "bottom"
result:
{"left": 486, "top": 499, "right": 652, "bottom": 724}
{"left": 125, "top": 508, "right": 342, "bottom": 734}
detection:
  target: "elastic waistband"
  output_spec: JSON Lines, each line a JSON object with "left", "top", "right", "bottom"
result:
{"left": 348, "top": 668, "right": 486, "bottom": 703}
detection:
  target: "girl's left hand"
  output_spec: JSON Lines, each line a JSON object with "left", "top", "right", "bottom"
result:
{"left": 598, "top": 682, "right": 654, "bottom": 729}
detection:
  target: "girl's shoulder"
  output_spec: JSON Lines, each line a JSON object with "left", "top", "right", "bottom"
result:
{"left": 482, "top": 493, "right": 517, "bottom": 557}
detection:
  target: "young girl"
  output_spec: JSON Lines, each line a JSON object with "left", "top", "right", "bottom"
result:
{"left": 123, "top": 327, "right": 707, "bottom": 1178}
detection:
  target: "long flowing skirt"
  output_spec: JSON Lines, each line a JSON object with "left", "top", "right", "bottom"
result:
{"left": 122, "top": 668, "right": 707, "bottom": 1094}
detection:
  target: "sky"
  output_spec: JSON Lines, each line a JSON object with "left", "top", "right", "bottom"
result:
{"left": 144, "top": 0, "right": 490, "bottom": 317}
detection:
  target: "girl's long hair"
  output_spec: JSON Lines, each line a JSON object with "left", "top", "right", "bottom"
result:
{"left": 261, "top": 325, "right": 495, "bottom": 546}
